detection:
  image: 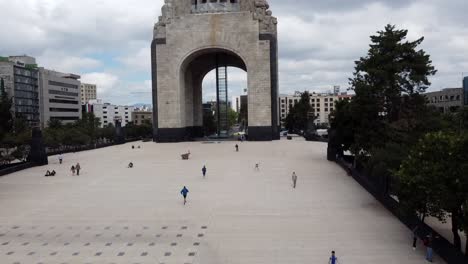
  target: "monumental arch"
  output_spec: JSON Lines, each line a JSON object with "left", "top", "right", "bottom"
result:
{"left": 151, "top": 0, "right": 279, "bottom": 142}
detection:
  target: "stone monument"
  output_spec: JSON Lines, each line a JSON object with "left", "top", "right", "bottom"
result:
{"left": 151, "top": 0, "right": 279, "bottom": 142}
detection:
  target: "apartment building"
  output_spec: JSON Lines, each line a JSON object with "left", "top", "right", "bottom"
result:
{"left": 38, "top": 68, "right": 82, "bottom": 127}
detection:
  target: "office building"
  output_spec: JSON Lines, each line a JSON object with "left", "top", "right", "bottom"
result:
{"left": 278, "top": 91, "right": 353, "bottom": 126}
{"left": 231, "top": 96, "right": 241, "bottom": 112}
{"left": 0, "top": 56, "right": 40, "bottom": 126}
{"left": 425, "top": 88, "right": 463, "bottom": 113}
{"left": 38, "top": 69, "right": 82, "bottom": 127}
{"left": 463, "top": 76, "right": 468, "bottom": 106}
{"left": 132, "top": 111, "right": 153, "bottom": 125}
{"left": 80, "top": 83, "right": 97, "bottom": 105}
{"left": 85, "top": 100, "right": 134, "bottom": 127}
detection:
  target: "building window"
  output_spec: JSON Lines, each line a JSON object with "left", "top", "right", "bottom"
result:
{"left": 325, "top": 98, "right": 328, "bottom": 102}
{"left": 311, "top": 99, "right": 315, "bottom": 102}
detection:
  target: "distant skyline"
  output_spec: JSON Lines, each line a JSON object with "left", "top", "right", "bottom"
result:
{"left": 1, "top": 0, "right": 467, "bottom": 105}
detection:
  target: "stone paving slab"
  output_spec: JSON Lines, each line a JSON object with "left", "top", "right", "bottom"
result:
{"left": 0, "top": 140, "right": 444, "bottom": 263}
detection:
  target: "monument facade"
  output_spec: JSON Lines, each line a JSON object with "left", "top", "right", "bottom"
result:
{"left": 151, "top": 0, "right": 279, "bottom": 142}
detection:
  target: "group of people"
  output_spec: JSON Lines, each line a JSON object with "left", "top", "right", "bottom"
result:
{"left": 45, "top": 170, "right": 56, "bottom": 176}
{"left": 413, "top": 226, "right": 437, "bottom": 262}
{"left": 70, "top": 163, "right": 81, "bottom": 176}
{"left": 44, "top": 154, "right": 82, "bottom": 177}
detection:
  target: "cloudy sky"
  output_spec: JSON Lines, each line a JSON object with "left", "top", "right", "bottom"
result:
{"left": 1, "top": 0, "right": 467, "bottom": 105}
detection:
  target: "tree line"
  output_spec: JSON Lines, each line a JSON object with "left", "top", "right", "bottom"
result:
{"left": 0, "top": 77, "right": 152, "bottom": 164}
{"left": 329, "top": 25, "right": 468, "bottom": 255}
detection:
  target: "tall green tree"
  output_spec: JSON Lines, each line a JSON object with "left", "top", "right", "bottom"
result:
{"left": 285, "top": 91, "right": 312, "bottom": 133}
{"left": 396, "top": 132, "right": 468, "bottom": 252}
{"left": 349, "top": 24, "right": 437, "bottom": 156}
{"left": 0, "top": 78, "right": 13, "bottom": 139}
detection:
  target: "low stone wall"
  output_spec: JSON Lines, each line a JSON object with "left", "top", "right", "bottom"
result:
{"left": 0, "top": 162, "right": 35, "bottom": 177}
{"left": 335, "top": 157, "right": 468, "bottom": 264}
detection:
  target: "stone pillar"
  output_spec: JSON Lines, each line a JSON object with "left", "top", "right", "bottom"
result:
{"left": 28, "top": 128, "right": 48, "bottom": 166}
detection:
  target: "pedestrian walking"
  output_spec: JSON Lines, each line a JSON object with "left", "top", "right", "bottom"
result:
{"left": 423, "top": 234, "right": 434, "bottom": 262}
{"left": 180, "top": 186, "right": 189, "bottom": 205}
{"left": 292, "top": 172, "right": 298, "bottom": 188}
{"left": 76, "top": 163, "right": 81, "bottom": 176}
{"left": 235, "top": 144, "right": 239, "bottom": 152}
{"left": 412, "top": 226, "right": 419, "bottom": 250}
{"left": 202, "top": 166, "right": 207, "bottom": 178}
{"left": 58, "top": 154, "right": 63, "bottom": 164}
{"left": 71, "top": 165, "right": 76, "bottom": 176}
{"left": 328, "top": 251, "right": 339, "bottom": 264}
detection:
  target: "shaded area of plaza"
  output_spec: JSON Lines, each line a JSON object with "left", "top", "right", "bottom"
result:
{"left": 0, "top": 140, "right": 444, "bottom": 263}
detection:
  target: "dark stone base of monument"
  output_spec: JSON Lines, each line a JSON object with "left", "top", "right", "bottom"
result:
{"left": 187, "top": 126, "right": 203, "bottom": 138}
{"left": 115, "top": 121, "right": 125, "bottom": 145}
{"left": 28, "top": 128, "right": 48, "bottom": 166}
{"left": 327, "top": 146, "right": 337, "bottom": 161}
{"left": 156, "top": 128, "right": 189, "bottom": 143}
{"left": 154, "top": 126, "right": 278, "bottom": 142}
{"left": 248, "top": 126, "right": 274, "bottom": 141}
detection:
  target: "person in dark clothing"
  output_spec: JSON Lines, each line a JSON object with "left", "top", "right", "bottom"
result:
{"left": 71, "top": 165, "right": 76, "bottom": 176}
{"left": 292, "top": 172, "right": 298, "bottom": 188}
{"left": 412, "top": 226, "right": 419, "bottom": 250}
{"left": 329, "top": 251, "right": 339, "bottom": 264}
{"left": 128, "top": 162, "right": 134, "bottom": 168}
{"left": 45, "top": 170, "right": 52, "bottom": 177}
{"left": 235, "top": 144, "right": 239, "bottom": 152}
{"left": 202, "top": 166, "right": 207, "bottom": 178}
{"left": 424, "top": 235, "right": 434, "bottom": 262}
{"left": 181, "top": 186, "right": 189, "bottom": 205}
{"left": 51, "top": 170, "right": 56, "bottom": 176}
{"left": 76, "top": 163, "right": 81, "bottom": 176}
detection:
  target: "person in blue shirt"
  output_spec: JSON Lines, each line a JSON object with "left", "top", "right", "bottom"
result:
{"left": 329, "top": 251, "right": 338, "bottom": 264}
{"left": 181, "top": 186, "right": 189, "bottom": 205}
{"left": 202, "top": 166, "right": 207, "bottom": 178}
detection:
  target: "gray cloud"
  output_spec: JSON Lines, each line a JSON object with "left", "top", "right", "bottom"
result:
{"left": 0, "top": 0, "right": 467, "bottom": 104}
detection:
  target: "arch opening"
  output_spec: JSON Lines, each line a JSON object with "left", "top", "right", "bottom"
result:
{"left": 179, "top": 48, "right": 247, "bottom": 139}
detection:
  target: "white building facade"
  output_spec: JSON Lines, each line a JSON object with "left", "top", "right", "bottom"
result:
{"left": 38, "top": 69, "right": 82, "bottom": 128}
{"left": 86, "top": 100, "right": 134, "bottom": 128}
{"left": 80, "top": 83, "right": 97, "bottom": 105}
{"left": 278, "top": 92, "right": 353, "bottom": 126}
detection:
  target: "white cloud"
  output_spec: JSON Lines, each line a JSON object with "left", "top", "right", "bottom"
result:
{"left": 117, "top": 46, "right": 151, "bottom": 73}
{"left": 1, "top": 0, "right": 467, "bottom": 104}
{"left": 37, "top": 50, "right": 102, "bottom": 73}
{"left": 81, "top": 72, "right": 119, "bottom": 96}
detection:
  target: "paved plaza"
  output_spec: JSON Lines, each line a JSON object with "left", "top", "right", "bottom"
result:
{"left": 0, "top": 139, "right": 443, "bottom": 263}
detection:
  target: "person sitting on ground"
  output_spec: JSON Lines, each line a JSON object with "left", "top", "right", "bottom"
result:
{"left": 51, "top": 170, "right": 56, "bottom": 176}
{"left": 128, "top": 162, "right": 134, "bottom": 168}
{"left": 45, "top": 170, "right": 52, "bottom": 177}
